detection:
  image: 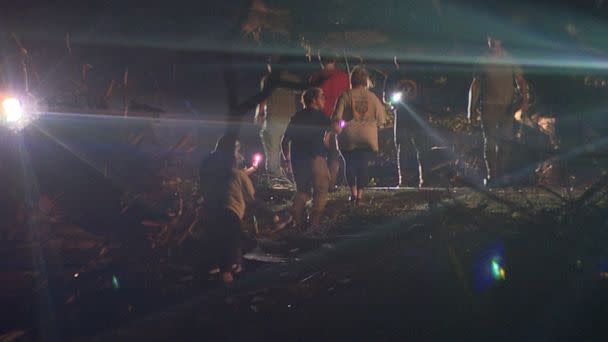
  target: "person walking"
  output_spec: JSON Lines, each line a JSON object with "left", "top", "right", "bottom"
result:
{"left": 255, "top": 56, "right": 304, "bottom": 177}
{"left": 468, "top": 34, "right": 529, "bottom": 187}
{"left": 281, "top": 88, "right": 330, "bottom": 229}
{"left": 332, "top": 67, "right": 387, "bottom": 204}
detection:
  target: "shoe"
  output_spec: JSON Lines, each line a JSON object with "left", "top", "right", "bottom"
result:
{"left": 483, "top": 177, "right": 501, "bottom": 189}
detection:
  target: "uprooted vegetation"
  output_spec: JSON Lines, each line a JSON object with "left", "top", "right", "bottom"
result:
{"left": 4, "top": 166, "right": 608, "bottom": 340}
{"left": 82, "top": 175, "right": 608, "bottom": 340}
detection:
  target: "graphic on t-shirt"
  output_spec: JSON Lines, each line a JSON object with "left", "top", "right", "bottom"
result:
{"left": 354, "top": 98, "right": 369, "bottom": 115}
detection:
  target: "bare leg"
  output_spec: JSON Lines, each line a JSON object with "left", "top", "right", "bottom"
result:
{"left": 328, "top": 157, "right": 341, "bottom": 190}
{"left": 356, "top": 187, "right": 364, "bottom": 202}
{"left": 291, "top": 191, "right": 310, "bottom": 229}
{"left": 481, "top": 111, "right": 500, "bottom": 183}
{"left": 328, "top": 134, "right": 341, "bottom": 190}
{"left": 349, "top": 185, "right": 357, "bottom": 201}
{"left": 310, "top": 157, "right": 329, "bottom": 226}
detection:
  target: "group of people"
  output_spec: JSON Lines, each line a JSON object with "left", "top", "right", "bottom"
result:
{"left": 198, "top": 35, "right": 531, "bottom": 283}
{"left": 199, "top": 59, "right": 387, "bottom": 283}
{"left": 254, "top": 54, "right": 351, "bottom": 190}
{"left": 281, "top": 65, "right": 387, "bottom": 229}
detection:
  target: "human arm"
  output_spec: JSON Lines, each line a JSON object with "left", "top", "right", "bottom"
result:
{"left": 239, "top": 170, "right": 255, "bottom": 203}
{"left": 254, "top": 99, "right": 266, "bottom": 125}
{"left": 514, "top": 72, "right": 529, "bottom": 113}
{"left": 321, "top": 114, "right": 333, "bottom": 148}
{"left": 281, "top": 119, "right": 293, "bottom": 164}
{"left": 254, "top": 77, "right": 267, "bottom": 125}
{"left": 330, "top": 93, "right": 346, "bottom": 134}
{"left": 309, "top": 70, "right": 331, "bottom": 88}
{"left": 244, "top": 164, "right": 258, "bottom": 176}
{"left": 280, "top": 136, "right": 292, "bottom": 176}
{"left": 467, "top": 77, "right": 480, "bottom": 123}
{"left": 268, "top": 70, "right": 309, "bottom": 91}
{"left": 376, "top": 95, "right": 387, "bottom": 127}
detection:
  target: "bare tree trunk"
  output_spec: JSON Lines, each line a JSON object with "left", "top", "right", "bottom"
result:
{"left": 11, "top": 33, "right": 29, "bottom": 93}
{"left": 65, "top": 32, "right": 72, "bottom": 56}
{"left": 123, "top": 68, "right": 129, "bottom": 116}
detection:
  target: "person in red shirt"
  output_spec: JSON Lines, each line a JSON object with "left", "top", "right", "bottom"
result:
{"left": 310, "top": 54, "right": 350, "bottom": 190}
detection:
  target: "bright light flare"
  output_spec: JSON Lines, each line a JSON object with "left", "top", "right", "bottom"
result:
{"left": 112, "top": 275, "right": 120, "bottom": 290}
{"left": 491, "top": 258, "right": 506, "bottom": 281}
{"left": 339, "top": 120, "right": 346, "bottom": 129}
{"left": 3, "top": 97, "right": 23, "bottom": 123}
{"left": 253, "top": 153, "right": 263, "bottom": 167}
{"left": 390, "top": 91, "right": 403, "bottom": 104}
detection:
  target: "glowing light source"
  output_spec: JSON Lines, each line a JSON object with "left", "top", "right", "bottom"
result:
{"left": 2, "top": 97, "right": 23, "bottom": 123}
{"left": 339, "top": 120, "right": 346, "bottom": 129}
{"left": 390, "top": 91, "right": 403, "bottom": 104}
{"left": 253, "top": 153, "right": 263, "bottom": 167}
{"left": 491, "top": 258, "right": 506, "bottom": 281}
{"left": 112, "top": 275, "right": 120, "bottom": 290}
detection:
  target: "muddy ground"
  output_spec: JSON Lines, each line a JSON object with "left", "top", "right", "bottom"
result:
{"left": 4, "top": 183, "right": 608, "bottom": 341}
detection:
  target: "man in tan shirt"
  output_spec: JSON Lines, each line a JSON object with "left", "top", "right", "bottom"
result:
{"left": 255, "top": 56, "right": 304, "bottom": 177}
{"left": 468, "top": 35, "right": 529, "bottom": 187}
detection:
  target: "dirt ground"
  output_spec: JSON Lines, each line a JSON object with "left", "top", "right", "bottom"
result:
{"left": 77, "top": 186, "right": 608, "bottom": 341}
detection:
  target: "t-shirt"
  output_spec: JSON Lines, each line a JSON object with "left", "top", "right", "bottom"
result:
{"left": 332, "top": 87, "right": 387, "bottom": 152}
{"left": 224, "top": 169, "right": 255, "bottom": 219}
{"left": 261, "top": 70, "right": 302, "bottom": 125}
{"left": 474, "top": 52, "right": 523, "bottom": 105}
{"left": 283, "top": 108, "right": 330, "bottom": 161}
{"left": 312, "top": 69, "right": 350, "bottom": 117}
{"left": 200, "top": 156, "right": 255, "bottom": 220}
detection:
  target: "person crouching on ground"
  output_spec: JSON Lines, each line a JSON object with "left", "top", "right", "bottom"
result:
{"left": 199, "top": 133, "right": 256, "bottom": 284}
{"left": 282, "top": 88, "right": 331, "bottom": 229}
{"left": 331, "top": 66, "right": 387, "bottom": 204}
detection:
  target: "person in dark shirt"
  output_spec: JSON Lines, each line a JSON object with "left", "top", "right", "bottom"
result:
{"left": 282, "top": 88, "right": 330, "bottom": 229}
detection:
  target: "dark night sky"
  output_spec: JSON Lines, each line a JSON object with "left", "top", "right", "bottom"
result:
{"left": 0, "top": 2, "right": 263, "bottom": 118}
{"left": 1, "top": 0, "right": 607, "bottom": 118}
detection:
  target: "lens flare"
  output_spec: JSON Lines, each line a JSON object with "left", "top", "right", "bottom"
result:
{"left": 390, "top": 91, "right": 403, "bottom": 104}
{"left": 3, "top": 97, "right": 23, "bottom": 123}
{"left": 112, "top": 275, "right": 120, "bottom": 290}
{"left": 339, "top": 120, "right": 346, "bottom": 129}
{"left": 491, "top": 258, "right": 506, "bottom": 281}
